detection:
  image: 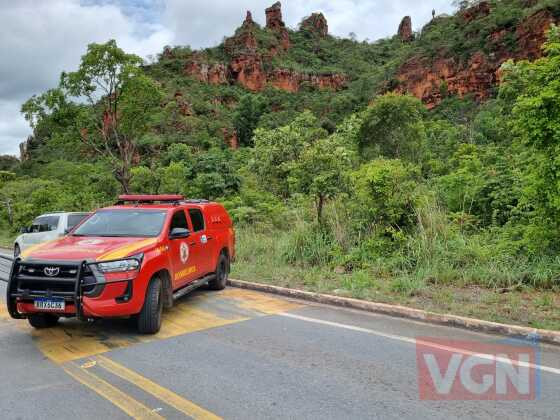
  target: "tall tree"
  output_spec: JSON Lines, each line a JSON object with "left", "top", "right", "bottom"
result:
{"left": 233, "top": 94, "right": 268, "bottom": 147}
{"left": 358, "top": 93, "right": 426, "bottom": 163}
{"left": 60, "top": 40, "right": 163, "bottom": 193}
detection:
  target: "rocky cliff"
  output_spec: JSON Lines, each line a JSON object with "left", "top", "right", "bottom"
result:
{"left": 396, "top": 4, "right": 558, "bottom": 108}
{"left": 183, "top": 2, "right": 347, "bottom": 93}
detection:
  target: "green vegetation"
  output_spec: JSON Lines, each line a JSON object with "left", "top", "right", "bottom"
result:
{"left": 1, "top": 1, "right": 560, "bottom": 329}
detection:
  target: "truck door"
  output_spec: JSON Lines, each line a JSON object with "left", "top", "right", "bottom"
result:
{"left": 168, "top": 209, "right": 200, "bottom": 289}
{"left": 187, "top": 208, "right": 213, "bottom": 275}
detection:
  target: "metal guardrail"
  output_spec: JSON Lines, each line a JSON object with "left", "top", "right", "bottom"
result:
{"left": 0, "top": 254, "right": 14, "bottom": 283}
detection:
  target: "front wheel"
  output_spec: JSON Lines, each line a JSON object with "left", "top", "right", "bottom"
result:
{"left": 137, "top": 276, "right": 163, "bottom": 334}
{"left": 28, "top": 314, "right": 59, "bottom": 329}
{"left": 208, "top": 253, "right": 229, "bottom": 291}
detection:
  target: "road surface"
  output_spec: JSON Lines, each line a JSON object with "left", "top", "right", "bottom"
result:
{"left": 1, "top": 250, "right": 559, "bottom": 419}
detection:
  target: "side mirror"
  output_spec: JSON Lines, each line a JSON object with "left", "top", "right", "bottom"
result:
{"left": 20, "top": 227, "right": 29, "bottom": 234}
{"left": 169, "top": 227, "right": 190, "bottom": 239}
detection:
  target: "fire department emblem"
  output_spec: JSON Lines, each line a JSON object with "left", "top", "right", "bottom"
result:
{"left": 180, "top": 242, "right": 189, "bottom": 264}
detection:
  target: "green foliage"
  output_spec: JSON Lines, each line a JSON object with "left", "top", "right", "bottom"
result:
{"left": 289, "top": 136, "right": 354, "bottom": 222}
{"left": 233, "top": 94, "right": 268, "bottom": 147}
{"left": 500, "top": 25, "right": 560, "bottom": 252}
{"left": 351, "top": 159, "right": 420, "bottom": 229}
{"left": 357, "top": 94, "right": 426, "bottom": 162}
{"left": 252, "top": 111, "right": 327, "bottom": 197}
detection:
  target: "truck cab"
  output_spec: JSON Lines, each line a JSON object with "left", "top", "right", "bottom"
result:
{"left": 6, "top": 195, "right": 235, "bottom": 334}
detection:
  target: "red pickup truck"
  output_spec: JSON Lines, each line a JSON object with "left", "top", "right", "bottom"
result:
{"left": 5, "top": 195, "right": 235, "bottom": 334}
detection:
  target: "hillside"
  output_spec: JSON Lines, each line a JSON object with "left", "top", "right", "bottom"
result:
{"left": 19, "top": 1, "right": 559, "bottom": 159}
{"left": 3, "top": 0, "right": 560, "bottom": 329}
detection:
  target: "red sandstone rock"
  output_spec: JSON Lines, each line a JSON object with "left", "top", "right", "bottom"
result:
{"left": 265, "top": 2, "right": 290, "bottom": 50}
{"left": 184, "top": 60, "right": 227, "bottom": 85}
{"left": 243, "top": 11, "right": 254, "bottom": 27}
{"left": 461, "top": 1, "right": 491, "bottom": 23}
{"left": 301, "top": 13, "right": 328, "bottom": 37}
{"left": 222, "top": 128, "right": 239, "bottom": 149}
{"left": 516, "top": 9, "right": 556, "bottom": 60}
{"left": 398, "top": 16, "right": 413, "bottom": 42}
{"left": 173, "top": 92, "right": 193, "bottom": 116}
{"left": 396, "top": 10, "right": 558, "bottom": 108}
{"left": 229, "top": 54, "right": 266, "bottom": 91}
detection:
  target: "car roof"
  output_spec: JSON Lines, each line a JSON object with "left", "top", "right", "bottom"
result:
{"left": 36, "top": 212, "right": 91, "bottom": 217}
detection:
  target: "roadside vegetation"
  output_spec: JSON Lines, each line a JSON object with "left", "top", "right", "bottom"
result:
{"left": 1, "top": 1, "right": 559, "bottom": 329}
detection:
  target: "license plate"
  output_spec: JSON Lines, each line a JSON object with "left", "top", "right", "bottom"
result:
{"left": 34, "top": 298, "right": 65, "bottom": 311}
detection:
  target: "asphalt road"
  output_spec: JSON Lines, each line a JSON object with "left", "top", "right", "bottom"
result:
{"left": 1, "top": 250, "right": 560, "bottom": 419}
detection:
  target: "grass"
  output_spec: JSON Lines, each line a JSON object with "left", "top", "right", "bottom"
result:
{"left": 0, "top": 228, "right": 14, "bottom": 249}
{"left": 231, "top": 226, "right": 560, "bottom": 331}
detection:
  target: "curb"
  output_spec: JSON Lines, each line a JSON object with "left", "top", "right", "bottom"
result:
{"left": 228, "top": 279, "right": 560, "bottom": 346}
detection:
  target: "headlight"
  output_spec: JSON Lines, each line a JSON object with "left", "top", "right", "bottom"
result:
{"left": 97, "top": 258, "right": 140, "bottom": 273}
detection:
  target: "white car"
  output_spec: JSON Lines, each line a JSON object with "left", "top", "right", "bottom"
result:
{"left": 14, "top": 212, "right": 91, "bottom": 257}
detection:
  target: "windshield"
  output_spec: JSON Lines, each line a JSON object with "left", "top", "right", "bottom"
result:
{"left": 72, "top": 210, "right": 167, "bottom": 237}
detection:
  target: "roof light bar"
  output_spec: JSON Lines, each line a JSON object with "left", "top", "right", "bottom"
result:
{"left": 117, "top": 195, "right": 184, "bottom": 203}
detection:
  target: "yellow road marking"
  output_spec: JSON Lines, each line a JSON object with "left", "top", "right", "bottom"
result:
{"left": 11, "top": 288, "right": 302, "bottom": 363}
{"left": 95, "top": 355, "right": 222, "bottom": 420}
{"left": 0, "top": 304, "right": 9, "bottom": 320}
{"left": 63, "top": 362, "right": 164, "bottom": 420}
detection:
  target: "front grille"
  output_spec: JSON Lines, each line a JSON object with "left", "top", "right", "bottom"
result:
{"left": 15, "top": 261, "right": 81, "bottom": 299}
{"left": 19, "top": 263, "right": 79, "bottom": 279}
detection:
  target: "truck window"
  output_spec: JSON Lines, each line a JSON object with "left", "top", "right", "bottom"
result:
{"left": 170, "top": 210, "right": 188, "bottom": 232}
{"left": 67, "top": 213, "right": 89, "bottom": 230}
{"left": 188, "top": 209, "right": 205, "bottom": 232}
{"left": 44, "top": 216, "right": 60, "bottom": 231}
{"left": 31, "top": 216, "right": 59, "bottom": 232}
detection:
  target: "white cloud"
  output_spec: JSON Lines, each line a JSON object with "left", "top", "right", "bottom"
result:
{"left": 0, "top": 0, "right": 173, "bottom": 156}
{"left": 0, "top": 0, "right": 456, "bottom": 156}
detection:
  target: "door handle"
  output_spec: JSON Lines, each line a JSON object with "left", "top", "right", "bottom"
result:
{"left": 189, "top": 242, "right": 196, "bottom": 246}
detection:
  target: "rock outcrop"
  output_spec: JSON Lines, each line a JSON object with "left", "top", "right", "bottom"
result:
{"left": 223, "top": 128, "right": 239, "bottom": 149}
{"left": 265, "top": 2, "right": 290, "bottom": 50}
{"left": 230, "top": 54, "right": 267, "bottom": 91}
{"left": 301, "top": 13, "right": 328, "bottom": 37}
{"left": 398, "top": 16, "right": 413, "bottom": 42}
{"left": 173, "top": 92, "right": 193, "bottom": 116}
{"left": 461, "top": 1, "right": 491, "bottom": 23}
{"left": 268, "top": 69, "right": 348, "bottom": 92}
{"left": 183, "top": 2, "right": 346, "bottom": 94}
{"left": 184, "top": 60, "right": 227, "bottom": 85}
{"left": 396, "top": 9, "right": 558, "bottom": 108}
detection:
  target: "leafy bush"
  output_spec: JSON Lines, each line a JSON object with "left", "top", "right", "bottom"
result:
{"left": 351, "top": 159, "right": 420, "bottom": 230}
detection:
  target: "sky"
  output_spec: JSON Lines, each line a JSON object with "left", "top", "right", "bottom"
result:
{"left": 0, "top": 0, "right": 455, "bottom": 157}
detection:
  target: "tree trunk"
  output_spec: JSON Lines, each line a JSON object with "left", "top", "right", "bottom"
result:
{"left": 316, "top": 194, "right": 325, "bottom": 224}
{"left": 115, "top": 166, "right": 131, "bottom": 194}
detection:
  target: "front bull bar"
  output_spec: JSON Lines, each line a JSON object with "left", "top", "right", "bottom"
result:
{"left": 1, "top": 255, "right": 142, "bottom": 321}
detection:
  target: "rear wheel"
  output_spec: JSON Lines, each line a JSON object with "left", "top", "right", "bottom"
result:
{"left": 14, "top": 244, "right": 20, "bottom": 258}
{"left": 28, "top": 314, "right": 59, "bottom": 329}
{"left": 208, "top": 253, "right": 229, "bottom": 291}
{"left": 137, "top": 276, "right": 163, "bottom": 334}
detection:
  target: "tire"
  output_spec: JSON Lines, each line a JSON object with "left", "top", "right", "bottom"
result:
{"left": 208, "top": 253, "right": 229, "bottom": 291}
{"left": 137, "top": 276, "right": 163, "bottom": 334}
{"left": 28, "top": 314, "right": 59, "bottom": 329}
{"left": 14, "top": 244, "right": 20, "bottom": 258}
